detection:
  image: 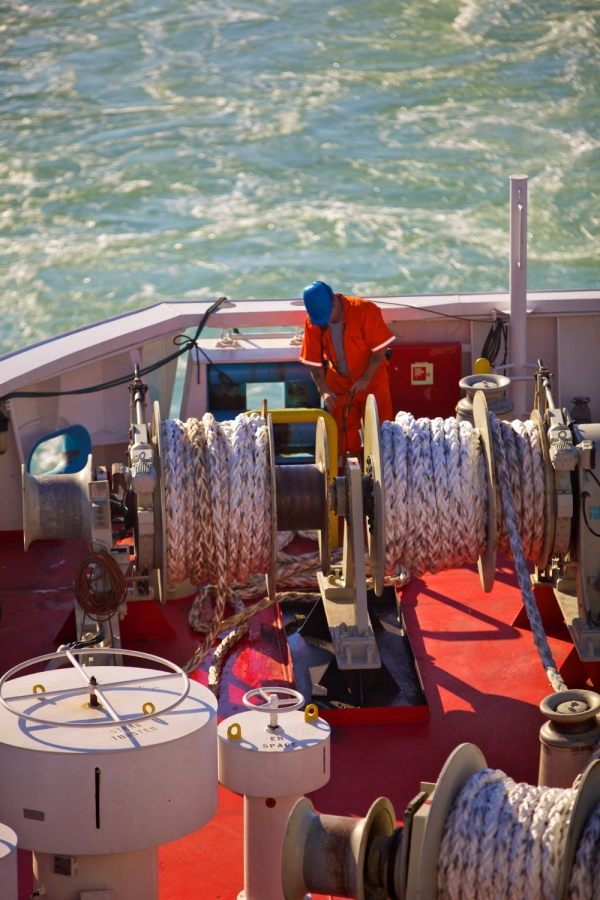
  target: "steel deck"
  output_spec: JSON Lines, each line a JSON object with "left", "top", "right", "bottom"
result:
{"left": 0, "top": 533, "right": 582, "bottom": 900}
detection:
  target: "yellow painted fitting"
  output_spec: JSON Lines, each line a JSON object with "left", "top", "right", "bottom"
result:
{"left": 227, "top": 722, "right": 242, "bottom": 741}
{"left": 248, "top": 407, "right": 339, "bottom": 548}
{"left": 304, "top": 704, "right": 318, "bottom": 723}
{"left": 142, "top": 702, "right": 156, "bottom": 716}
{"left": 474, "top": 358, "right": 492, "bottom": 375}
{"left": 32, "top": 684, "right": 45, "bottom": 694}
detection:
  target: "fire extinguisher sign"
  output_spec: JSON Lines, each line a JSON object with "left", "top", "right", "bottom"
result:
{"left": 411, "top": 362, "right": 434, "bottom": 385}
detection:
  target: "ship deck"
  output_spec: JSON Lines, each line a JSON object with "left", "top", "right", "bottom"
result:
{"left": 0, "top": 532, "right": 582, "bottom": 900}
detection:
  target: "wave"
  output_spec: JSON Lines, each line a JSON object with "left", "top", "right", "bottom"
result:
{"left": 0, "top": 0, "right": 598, "bottom": 353}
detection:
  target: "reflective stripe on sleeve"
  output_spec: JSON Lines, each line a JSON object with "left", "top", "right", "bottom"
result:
{"left": 371, "top": 335, "right": 395, "bottom": 353}
{"left": 300, "top": 357, "right": 323, "bottom": 367}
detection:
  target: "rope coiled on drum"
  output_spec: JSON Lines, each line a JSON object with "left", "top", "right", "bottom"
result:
{"left": 381, "top": 412, "right": 565, "bottom": 693}
{"left": 161, "top": 413, "right": 271, "bottom": 670}
{"left": 162, "top": 408, "right": 564, "bottom": 692}
{"left": 438, "top": 766, "right": 600, "bottom": 900}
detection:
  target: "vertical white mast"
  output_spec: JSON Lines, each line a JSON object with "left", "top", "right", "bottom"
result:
{"left": 509, "top": 174, "right": 528, "bottom": 419}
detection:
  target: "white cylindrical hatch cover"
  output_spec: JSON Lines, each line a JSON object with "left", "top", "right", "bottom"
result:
{"left": 0, "top": 658, "right": 218, "bottom": 855}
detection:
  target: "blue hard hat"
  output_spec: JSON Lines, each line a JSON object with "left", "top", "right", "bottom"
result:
{"left": 302, "top": 281, "right": 334, "bottom": 326}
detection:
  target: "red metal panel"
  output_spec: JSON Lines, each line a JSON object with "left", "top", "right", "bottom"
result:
{"left": 388, "top": 343, "right": 462, "bottom": 420}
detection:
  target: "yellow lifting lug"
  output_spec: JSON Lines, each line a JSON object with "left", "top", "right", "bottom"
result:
{"left": 227, "top": 722, "right": 242, "bottom": 741}
{"left": 304, "top": 704, "right": 319, "bottom": 723}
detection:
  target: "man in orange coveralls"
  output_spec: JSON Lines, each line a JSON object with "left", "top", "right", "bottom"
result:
{"left": 299, "top": 281, "right": 395, "bottom": 455}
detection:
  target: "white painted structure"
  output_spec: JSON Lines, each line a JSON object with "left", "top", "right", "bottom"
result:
{"left": 0, "top": 823, "right": 18, "bottom": 900}
{"left": 1, "top": 288, "right": 600, "bottom": 532}
{"left": 218, "top": 689, "right": 330, "bottom": 900}
{"left": 0, "top": 660, "right": 218, "bottom": 899}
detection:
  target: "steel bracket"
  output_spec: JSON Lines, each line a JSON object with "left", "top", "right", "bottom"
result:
{"left": 318, "top": 457, "right": 381, "bottom": 672}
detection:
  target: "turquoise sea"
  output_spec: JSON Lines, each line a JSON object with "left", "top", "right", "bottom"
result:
{"left": 1, "top": 0, "right": 598, "bottom": 355}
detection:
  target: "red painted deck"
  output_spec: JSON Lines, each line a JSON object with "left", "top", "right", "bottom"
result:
{"left": 0, "top": 534, "right": 584, "bottom": 900}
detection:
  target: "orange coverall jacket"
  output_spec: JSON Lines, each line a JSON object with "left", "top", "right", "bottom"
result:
{"left": 299, "top": 295, "right": 395, "bottom": 454}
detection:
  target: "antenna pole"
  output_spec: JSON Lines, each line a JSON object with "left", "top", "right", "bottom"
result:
{"left": 509, "top": 174, "right": 529, "bottom": 419}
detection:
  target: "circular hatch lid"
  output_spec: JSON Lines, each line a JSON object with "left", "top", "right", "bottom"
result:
{"left": 0, "top": 648, "right": 217, "bottom": 753}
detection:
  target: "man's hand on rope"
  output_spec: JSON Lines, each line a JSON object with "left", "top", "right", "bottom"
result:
{"left": 350, "top": 351, "right": 384, "bottom": 395}
{"left": 350, "top": 374, "right": 370, "bottom": 394}
{"left": 320, "top": 389, "right": 337, "bottom": 413}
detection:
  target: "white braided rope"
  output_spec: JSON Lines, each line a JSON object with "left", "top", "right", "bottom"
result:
{"left": 382, "top": 411, "right": 565, "bottom": 693}
{"left": 383, "top": 414, "right": 488, "bottom": 576}
{"left": 161, "top": 413, "right": 271, "bottom": 671}
{"left": 161, "top": 413, "right": 271, "bottom": 588}
{"left": 438, "top": 766, "right": 600, "bottom": 900}
{"left": 382, "top": 412, "right": 548, "bottom": 577}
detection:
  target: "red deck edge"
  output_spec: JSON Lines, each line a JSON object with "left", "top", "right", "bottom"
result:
{"left": 319, "top": 703, "right": 429, "bottom": 726}
{"left": 0, "top": 530, "right": 24, "bottom": 544}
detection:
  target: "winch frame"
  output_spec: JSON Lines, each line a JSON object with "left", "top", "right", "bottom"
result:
{"left": 266, "top": 395, "right": 385, "bottom": 674}
{"left": 533, "top": 361, "right": 600, "bottom": 665}
{"left": 23, "top": 359, "right": 600, "bottom": 688}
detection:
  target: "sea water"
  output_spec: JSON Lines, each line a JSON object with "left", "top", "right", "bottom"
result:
{"left": 0, "top": 0, "right": 598, "bottom": 355}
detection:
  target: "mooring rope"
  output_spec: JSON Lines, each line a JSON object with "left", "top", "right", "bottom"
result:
{"left": 438, "top": 765, "right": 600, "bottom": 900}
{"left": 381, "top": 414, "right": 487, "bottom": 575}
{"left": 201, "top": 588, "right": 321, "bottom": 693}
{"left": 161, "top": 409, "right": 563, "bottom": 693}
{"left": 188, "top": 542, "right": 411, "bottom": 693}
{"left": 490, "top": 416, "right": 565, "bottom": 692}
{"left": 381, "top": 413, "right": 545, "bottom": 576}
{"left": 161, "top": 413, "right": 271, "bottom": 586}
{"left": 161, "top": 413, "right": 271, "bottom": 672}
{"left": 381, "top": 412, "right": 565, "bottom": 693}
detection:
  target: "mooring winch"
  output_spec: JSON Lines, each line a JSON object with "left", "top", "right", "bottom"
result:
{"left": 281, "top": 740, "right": 600, "bottom": 900}
{"left": 19, "top": 356, "right": 600, "bottom": 702}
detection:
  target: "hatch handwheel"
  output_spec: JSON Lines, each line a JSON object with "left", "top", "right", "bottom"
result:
{"left": 242, "top": 687, "right": 305, "bottom": 729}
{"left": 0, "top": 647, "right": 190, "bottom": 728}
